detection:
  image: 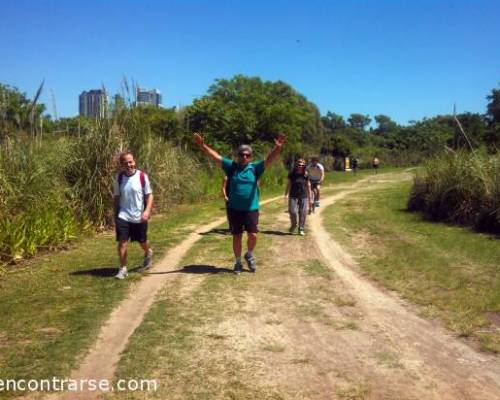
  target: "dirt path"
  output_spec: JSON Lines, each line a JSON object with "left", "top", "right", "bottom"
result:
{"left": 149, "top": 171, "right": 500, "bottom": 399}
{"left": 44, "top": 196, "right": 281, "bottom": 400}
{"left": 309, "top": 173, "right": 500, "bottom": 399}
{"left": 45, "top": 172, "right": 500, "bottom": 399}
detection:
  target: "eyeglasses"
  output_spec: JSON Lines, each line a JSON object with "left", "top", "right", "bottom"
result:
{"left": 238, "top": 153, "right": 251, "bottom": 158}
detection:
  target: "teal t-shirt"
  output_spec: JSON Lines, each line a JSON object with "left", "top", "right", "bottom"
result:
{"left": 222, "top": 157, "right": 265, "bottom": 211}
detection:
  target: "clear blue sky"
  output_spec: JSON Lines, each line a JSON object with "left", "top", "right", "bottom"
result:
{"left": 1, "top": 0, "right": 499, "bottom": 125}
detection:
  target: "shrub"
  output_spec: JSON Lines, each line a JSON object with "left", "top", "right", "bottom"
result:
{"left": 408, "top": 151, "right": 500, "bottom": 233}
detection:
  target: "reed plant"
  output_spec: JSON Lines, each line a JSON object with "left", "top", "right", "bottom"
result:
{"left": 0, "top": 136, "right": 85, "bottom": 265}
{"left": 408, "top": 151, "right": 500, "bottom": 233}
{"left": 0, "top": 105, "right": 291, "bottom": 267}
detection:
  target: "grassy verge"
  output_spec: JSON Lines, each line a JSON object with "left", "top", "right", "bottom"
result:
{"left": 322, "top": 180, "right": 500, "bottom": 353}
{"left": 0, "top": 199, "right": 232, "bottom": 397}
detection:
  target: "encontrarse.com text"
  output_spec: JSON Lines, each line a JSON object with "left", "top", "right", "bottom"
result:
{"left": 0, "top": 378, "right": 159, "bottom": 392}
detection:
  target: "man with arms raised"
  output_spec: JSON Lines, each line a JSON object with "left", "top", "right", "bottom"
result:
{"left": 193, "top": 132, "right": 285, "bottom": 274}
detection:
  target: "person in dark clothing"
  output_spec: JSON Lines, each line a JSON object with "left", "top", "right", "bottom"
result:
{"left": 351, "top": 157, "right": 358, "bottom": 173}
{"left": 284, "top": 158, "right": 312, "bottom": 235}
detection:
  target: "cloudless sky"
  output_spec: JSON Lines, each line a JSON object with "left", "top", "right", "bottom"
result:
{"left": 1, "top": 0, "right": 499, "bottom": 125}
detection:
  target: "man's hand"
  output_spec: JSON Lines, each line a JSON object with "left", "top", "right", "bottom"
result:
{"left": 274, "top": 133, "right": 286, "bottom": 147}
{"left": 141, "top": 210, "right": 151, "bottom": 223}
{"left": 193, "top": 132, "right": 204, "bottom": 146}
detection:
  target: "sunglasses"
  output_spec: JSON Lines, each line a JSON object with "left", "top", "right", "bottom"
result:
{"left": 238, "top": 153, "right": 251, "bottom": 158}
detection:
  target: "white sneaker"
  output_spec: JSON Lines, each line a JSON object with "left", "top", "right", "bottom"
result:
{"left": 299, "top": 229, "right": 305, "bottom": 236}
{"left": 115, "top": 267, "right": 128, "bottom": 279}
{"left": 143, "top": 249, "right": 153, "bottom": 270}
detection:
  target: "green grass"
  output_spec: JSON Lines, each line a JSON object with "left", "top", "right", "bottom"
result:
{"left": 0, "top": 199, "right": 230, "bottom": 398}
{"left": 322, "top": 180, "right": 500, "bottom": 353}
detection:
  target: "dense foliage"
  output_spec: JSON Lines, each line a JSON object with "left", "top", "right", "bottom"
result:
{"left": 186, "top": 75, "right": 323, "bottom": 157}
{"left": 1, "top": 74, "right": 499, "bottom": 264}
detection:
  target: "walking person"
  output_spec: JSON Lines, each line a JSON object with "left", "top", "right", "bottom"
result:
{"left": 306, "top": 156, "right": 325, "bottom": 207}
{"left": 351, "top": 157, "right": 358, "bottom": 173}
{"left": 193, "top": 132, "right": 285, "bottom": 274}
{"left": 372, "top": 156, "right": 380, "bottom": 174}
{"left": 113, "top": 150, "right": 154, "bottom": 279}
{"left": 285, "top": 158, "right": 312, "bottom": 236}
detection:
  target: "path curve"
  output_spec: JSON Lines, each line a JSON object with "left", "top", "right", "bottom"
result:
{"left": 309, "top": 172, "right": 500, "bottom": 399}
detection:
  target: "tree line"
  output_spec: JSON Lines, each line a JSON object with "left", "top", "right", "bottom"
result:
{"left": 1, "top": 75, "right": 499, "bottom": 162}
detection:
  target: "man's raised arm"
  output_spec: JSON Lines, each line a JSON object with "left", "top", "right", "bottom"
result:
{"left": 265, "top": 133, "right": 286, "bottom": 168}
{"left": 193, "top": 133, "right": 222, "bottom": 166}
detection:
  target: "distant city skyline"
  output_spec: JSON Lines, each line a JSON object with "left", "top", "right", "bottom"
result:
{"left": 1, "top": 0, "right": 500, "bottom": 125}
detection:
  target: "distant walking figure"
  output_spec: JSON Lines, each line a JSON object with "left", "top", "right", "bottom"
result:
{"left": 372, "top": 157, "right": 380, "bottom": 174}
{"left": 306, "top": 156, "right": 324, "bottom": 208}
{"left": 193, "top": 132, "right": 285, "bottom": 274}
{"left": 351, "top": 157, "right": 358, "bottom": 173}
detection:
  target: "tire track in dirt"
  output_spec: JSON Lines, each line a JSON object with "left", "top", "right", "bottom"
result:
{"left": 309, "top": 172, "right": 500, "bottom": 399}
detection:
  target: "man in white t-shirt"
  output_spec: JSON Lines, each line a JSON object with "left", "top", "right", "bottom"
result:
{"left": 113, "top": 151, "right": 153, "bottom": 279}
{"left": 306, "top": 156, "right": 325, "bottom": 207}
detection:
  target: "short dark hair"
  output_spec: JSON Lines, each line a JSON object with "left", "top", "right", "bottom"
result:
{"left": 119, "top": 150, "right": 134, "bottom": 163}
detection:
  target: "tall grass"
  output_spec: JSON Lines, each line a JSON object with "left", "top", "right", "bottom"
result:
{"left": 0, "top": 136, "right": 85, "bottom": 265}
{"left": 0, "top": 105, "right": 293, "bottom": 267}
{"left": 408, "top": 151, "right": 500, "bottom": 233}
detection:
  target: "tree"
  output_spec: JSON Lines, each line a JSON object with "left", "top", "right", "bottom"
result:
{"left": 373, "top": 115, "right": 398, "bottom": 134}
{"left": 0, "top": 83, "right": 45, "bottom": 137}
{"left": 186, "top": 75, "right": 321, "bottom": 156}
{"left": 486, "top": 88, "right": 500, "bottom": 125}
{"left": 322, "top": 111, "right": 346, "bottom": 133}
{"left": 485, "top": 88, "right": 500, "bottom": 150}
{"left": 348, "top": 113, "right": 371, "bottom": 131}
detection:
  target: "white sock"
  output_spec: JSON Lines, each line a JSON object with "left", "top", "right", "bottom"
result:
{"left": 246, "top": 251, "right": 253, "bottom": 258}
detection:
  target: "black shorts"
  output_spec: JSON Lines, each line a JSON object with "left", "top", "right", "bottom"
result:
{"left": 115, "top": 218, "right": 148, "bottom": 243}
{"left": 227, "top": 209, "right": 259, "bottom": 235}
{"left": 310, "top": 181, "right": 320, "bottom": 189}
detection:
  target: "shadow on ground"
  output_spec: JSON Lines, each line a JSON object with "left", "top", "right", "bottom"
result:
{"left": 260, "top": 230, "right": 294, "bottom": 236}
{"left": 199, "top": 228, "right": 232, "bottom": 236}
{"left": 199, "top": 228, "right": 293, "bottom": 236}
{"left": 149, "top": 264, "right": 234, "bottom": 274}
{"left": 70, "top": 266, "right": 143, "bottom": 278}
